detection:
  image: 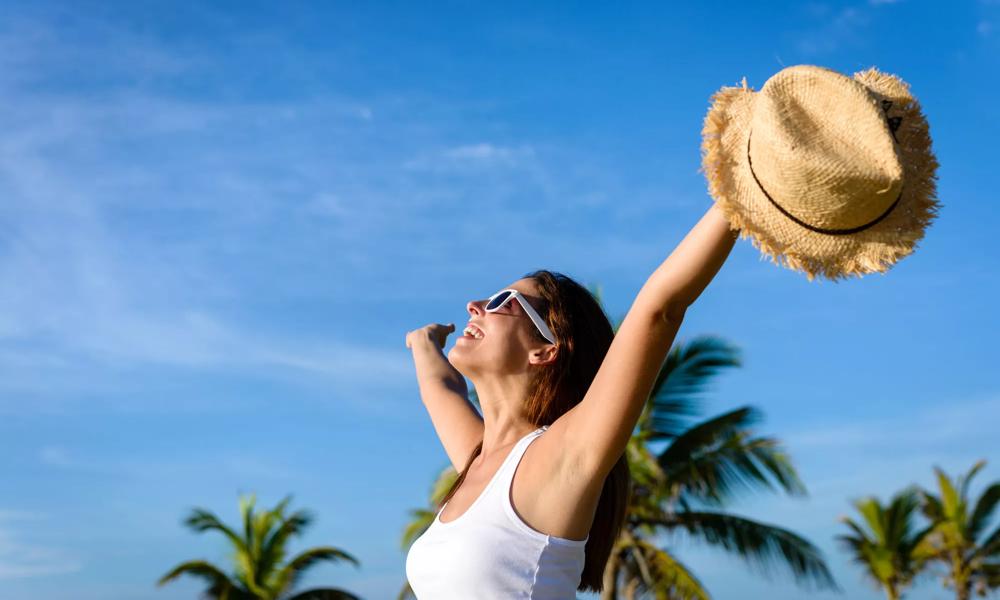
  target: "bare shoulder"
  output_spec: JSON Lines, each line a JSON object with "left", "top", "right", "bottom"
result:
{"left": 514, "top": 418, "right": 607, "bottom": 540}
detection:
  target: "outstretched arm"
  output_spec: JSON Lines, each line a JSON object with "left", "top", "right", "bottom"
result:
{"left": 632, "top": 203, "right": 740, "bottom": 319}
{"left": 555, "top": 204, "right": 739, "bottom": 478}
{"left": 406, "top": 323, "right": 485, "bottom": 472}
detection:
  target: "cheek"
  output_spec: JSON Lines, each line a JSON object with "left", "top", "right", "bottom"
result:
{"left": 494, "top": 330, "right": 535, "bottom": 363}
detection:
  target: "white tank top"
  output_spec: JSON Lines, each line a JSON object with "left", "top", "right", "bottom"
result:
{"left": 405, "top": 425, "right": 589, "bottom": 599}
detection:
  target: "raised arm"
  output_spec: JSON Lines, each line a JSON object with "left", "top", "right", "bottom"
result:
{"left": 556, "top": 204, "right": 739, "bottom": 478}
{"left": 406, "top": 324, "right": 485, "bottom": 472}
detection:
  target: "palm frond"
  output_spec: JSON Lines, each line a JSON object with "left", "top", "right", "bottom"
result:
{"left": 933, "top": 466, "right": 962, "bottom": 523}
{"left": 400, "top": 509, "right": 437, "bottom": 550}
{"left": 283, "top": 588, "right": 362, "bottom": 600}
{"left": 157, "top": 559, "right": 240, "bottom": 595}
{"left": 240, "top": 493, "right": 258, "bottom": 559}
{"left": 653, "top": 510, "right": 838, "bottom": 591}
{"left": 973, "top": 524, "right": 1000, "bottom": 560}
{"left": 840, "top": 490, "right": 930, "bottom": 597}
{"left": 959, "top": 460, "right": 987, "bottom": 502}
{"left": 970, "top": 483, "right": 1000, "bottom": 544}
{"left": 259, "top": 509, "right": 314, "bottom": 588}
{"left": 885, "top": 488, "right": 922, "bottom": 547}
{"left": 623, "top": 534, "right": 709, "bottom": 600}
{"left": 838, "top": 516, "right": 873, "bottom": 546}
{"left": 977, "top": 561, "right": 1000, "bottom": 590}
{"left": 855, "top": 497, "right": 888, "bottom": 545}
{"left": 920, "top": 489, "right": 945, "bottom": 522}
{"left": 643, "top": 336, "right": 741, "bottom": 441}
{"left": 625, "top": 437, "right": 667, "bottom": 494}
{"left": 396, "top": 580, "right": 415, "bottom": 600}
{"left": 184, "top": 509, "right": 250, "bottom": 554}
{"left": 659, "top": 407, "right": 806, "bottom": 503}
{"left": 272, "top": 495, "right": 294, "bottom": 518}
{"left": 273, "top": 546, "right": 360, "bottom": 596}
{"left": 429, "top": 465, "right": 460, "bottom": 506}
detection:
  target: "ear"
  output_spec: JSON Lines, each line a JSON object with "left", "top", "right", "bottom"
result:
{"left": 528, "top": 343, "right": 558, "bottom": 366}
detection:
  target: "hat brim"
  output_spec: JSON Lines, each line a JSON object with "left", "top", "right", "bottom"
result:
{"left": 700, "top": 68, "right": 940, "bottom": 282}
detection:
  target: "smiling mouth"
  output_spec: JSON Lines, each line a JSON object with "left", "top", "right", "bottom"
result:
{"left": 462, "top": 325, "right": 485, "bottom": 340}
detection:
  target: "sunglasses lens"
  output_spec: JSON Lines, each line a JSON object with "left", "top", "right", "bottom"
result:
{"left": 485, "top": 290, "right": 512, "bottom": 311}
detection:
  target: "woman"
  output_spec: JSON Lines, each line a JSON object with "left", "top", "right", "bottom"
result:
{"left": 404, "top": 204, "right": 739, "bottom": 598}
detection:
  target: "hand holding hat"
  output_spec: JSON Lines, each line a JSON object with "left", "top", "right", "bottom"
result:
{"left": 701, "top": 65, "right": 940, "bottom": 282}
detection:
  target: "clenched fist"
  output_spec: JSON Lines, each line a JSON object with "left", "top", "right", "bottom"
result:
{"left": 405, "top": 323, "right": 456, "bottom": 351}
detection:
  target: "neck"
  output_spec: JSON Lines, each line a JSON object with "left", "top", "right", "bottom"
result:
{"left": 470, "top": 372, "right": 536, "bottom": 461}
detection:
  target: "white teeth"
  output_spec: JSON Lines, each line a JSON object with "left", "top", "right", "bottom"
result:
{"left": 463, "top": 325, "right": 484, "bottom": 339}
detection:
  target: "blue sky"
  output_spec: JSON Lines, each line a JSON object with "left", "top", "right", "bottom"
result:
{"left": 1, "top": 1, "right": 998, "bottom": 599}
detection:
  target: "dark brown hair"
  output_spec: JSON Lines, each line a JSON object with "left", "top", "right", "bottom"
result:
{"left": 438, "top": 269, "right": 631, "bottom": 593}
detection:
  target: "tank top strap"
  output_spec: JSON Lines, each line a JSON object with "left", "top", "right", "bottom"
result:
{"left": 488, "top": 425, "right": 547, "bottom": 501}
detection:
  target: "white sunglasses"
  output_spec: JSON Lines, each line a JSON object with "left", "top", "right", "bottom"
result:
{"left": 484, "top": 289, "right": 556, "bottom": 344}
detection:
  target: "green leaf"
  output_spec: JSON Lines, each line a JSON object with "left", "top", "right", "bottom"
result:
{"left": 658, "top": 407, "right": 805, "bottom": 504}
{"left": 283, "top": 588, "right": 362, "bottom": 600}
{"left": 259, "top": 509, "right": 314, "bottom": 589}
{"left": 184, "top": 509, "right": 250, "bottom": 555}
{"left": 399, "top": 509, "right": 437, "bottom": 550}
{"left": 273, "top": 547, "right": 360, "bottom": 596}
{"left": 624, "top": 536, "right": 710, "bottom": 600}
{"left": 838, "top": 489, "right": 928, "bottom": 596}
{"left": 644, "top": 336, "right": 741, "bottom": 441}
{"left": 156, "top": 559, "right": 244, "bottom": 598}
{"left": 969, "top": 483, "right": 1000, "bottom": 544}
{"left": 658, "top": 510, "right": 838, "bottom": 591}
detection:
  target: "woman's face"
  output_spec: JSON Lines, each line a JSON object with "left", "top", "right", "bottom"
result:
{"left": 447, "top": 278, "right": 552, "bottom": 378}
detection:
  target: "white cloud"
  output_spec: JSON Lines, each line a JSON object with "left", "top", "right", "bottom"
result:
{"left": 0, "top": 7, "right": 693, "bottom": 412}
{"left": 0, "top": 512, "right": 81, "bottom": 580}
{"left": 774, "top": 391, "right": 1000, "bottom": 524}
{"left": 443, "top": 143, "right": 522, "bottom": 161}
{"left": 794, "top": 5, "right": 872, "bottom": 55}
{"left": 786, "top": 393, "right": 1000, "bottom": 451}
{"left": 0, "top": 19, "right": 412, "bottom": 394}
{"left": 38, "top": 446, "right": 75, "bottom": 468}
{"left": 403, "top": 143, "right": 536, "bottom": 171}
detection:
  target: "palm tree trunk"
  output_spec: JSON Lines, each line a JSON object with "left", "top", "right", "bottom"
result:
{"left": 955, "top": 580, "right": 970, "bottom": 600}
{"left": 886, "top": 586, "right": 899, "bottom": 600}
{"left": 953, "top": 557, "right": 969, "bottom": 600}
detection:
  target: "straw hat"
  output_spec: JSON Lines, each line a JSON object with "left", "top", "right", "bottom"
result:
{"left": 701, "top": 65, "right": 939, "bottom": 282}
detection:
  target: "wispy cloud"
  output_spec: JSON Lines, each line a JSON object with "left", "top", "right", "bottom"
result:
{"left": 0, "top": 511, "right": 81, "bottom": 580}
{"left": 404, "top": 143, "right": 536, "bottom": 171}
{"left": 0, "top": 16, "right": 422, "bottom": 397}
{"left": 0, "top": 7, "right": 696, "bottom": 409}
{"left": 794, "top": 5, "right": 872, "bottom": 55}
{"left": 786, "top": 393, "right": 1000, "bottom": 452}
{"left": 36, "top": 443, "right": 309, "bottom": 483}
{"left": 781, "top": 392, "right": 1000, "bottom": 508}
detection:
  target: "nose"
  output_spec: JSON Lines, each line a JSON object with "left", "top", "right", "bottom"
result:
{"left": 467, "top": 299, "right": 486, "bottom": 317}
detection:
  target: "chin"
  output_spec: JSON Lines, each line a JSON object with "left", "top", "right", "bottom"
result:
{"left": 447, "top": 346, "right": 480, "bottom": 378}
{"left": 446, "top": 346, "right": 466, "bottom": 369}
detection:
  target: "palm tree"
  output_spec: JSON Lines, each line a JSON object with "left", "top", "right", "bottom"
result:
{"left": 837, "top": 488, "right": 932, "bottom": 600}
{"left": 598, "top": 337, "right": 836, "bottom": 599}
{"left": 158, "top": 494, "right": 362, "bottom": 600}
{"left": 399, "top": 283, "right": 836, "bottom": 598}
{"left": 916, "top": 461, "right": 1000, "bottom": 600}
